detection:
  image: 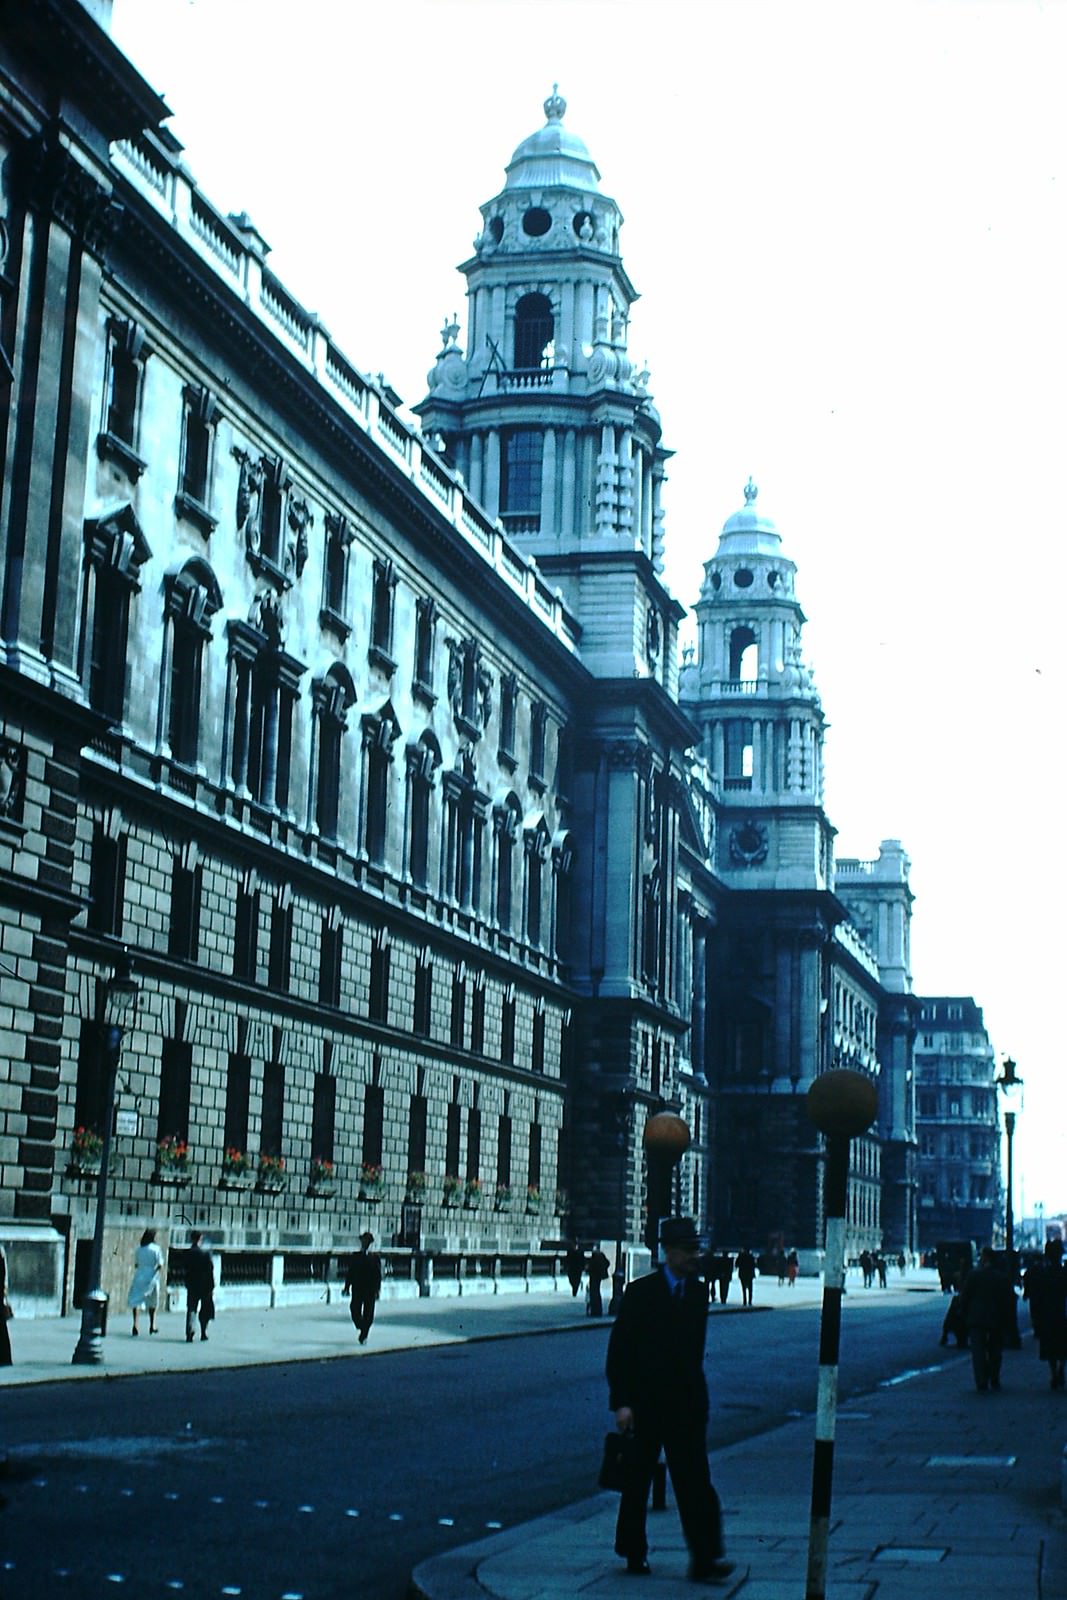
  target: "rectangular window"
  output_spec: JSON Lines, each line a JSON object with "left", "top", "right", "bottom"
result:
{"left": 408, "top": 1094, "right": 428, "bottom": 1177}
{"left": 268, "top": 900, "right": 292, "bottom": 992}
{"left": 319, "top": 918, "right": 342, "bottom": 1007}
{"left": 500, "top": 993, "right": 516, "bottom": 1065}
{"left": 74, "top": 1020, "right": 107, "bottom": 1136}
{"left": 178, "top": 387, "right": 217, "bottom": 518}
{"left": 499, "top": 674, "right": 517, "bottom": 757}
{"left": 362, "top": 1083, "right": 385, "bottom": 1168}
{"left": 234, "top": 888, "right": 258, "bottom": 981}
{"left": 530, "top": 702, "right": 546, "bottom": 783}
{"left": 311, "top": 1073, "right": 336, "bottom": 1165}
{"left": 157, "top": 1040, "right": 192, "bottom": 1146}
{"left": 501, "top": 429, "right": 543, "bottom": 518}
{"left": 725, "top": 719, "right": 754, "bottom": 783}
{"left": 496, "top": 1114, "right": 512, "bottom": 1188}
{"left": 371, "top": 558, "right": 396, "bottom": 657}
{"left": 527, "top": 1121, "right": 542, "bottom": 1194}
{"left": 369, "top": 939, "right": 390, "bottom": 1023}
{"left": 322, "top": 512, "right": 352, "bottom": 622}
{"left": 445, "top": 1101, "right": 461, "bottom": 1180}
{"left": 224, "top": 1053, "right": 251, "bottom": 1157}
{"left": 414, "top": 961, "right": 432, "bottom": 1038}
{"left": 88, "top": 826, "right": 126, "bottom": 936}
{"left": 414, "top": 597, "right": 436, "bottom": 692}
{"left": 261, "top": 1060, "right": 285, "bottom": 1157}
{"left": 466, "top": 1107, "right": 481, "bottom": 1182}
{"left": 168, "top": 861, "right": 201, "bottom": 961}
{"left": 450, "top": 973, "right": 466, "bottom": 1049}
{"left": 470, "top": 984, "right": 485, "bottom": 1055}
{"left": 531, "top": 1007, "right": 546, "bottom": 1074}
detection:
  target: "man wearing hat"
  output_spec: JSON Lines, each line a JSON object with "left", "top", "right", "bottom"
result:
{"left": 343, "top": 1231, "right": 382, "bottom": 1345}
{"left": 606, "top": 1216, "right": 734, "bottom": 1585}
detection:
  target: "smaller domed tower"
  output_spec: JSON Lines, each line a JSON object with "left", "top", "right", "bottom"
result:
{"left": 681, "top": 479, "right": 832, "bottom": 890}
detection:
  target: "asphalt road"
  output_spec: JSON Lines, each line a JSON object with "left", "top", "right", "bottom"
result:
{"left": 0, "top": 1291, "right": 953, "bottom": 1600}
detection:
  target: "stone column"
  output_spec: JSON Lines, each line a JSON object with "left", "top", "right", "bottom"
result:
{"left": 540, "top": 427, "right": 557, "bottom": 535}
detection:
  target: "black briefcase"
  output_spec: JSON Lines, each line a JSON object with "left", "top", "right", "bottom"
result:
{"left": 598, "top": 1431, "right": 634, "bottom": 1492}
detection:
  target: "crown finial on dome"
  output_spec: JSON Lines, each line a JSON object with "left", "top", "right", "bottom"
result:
{"left": 544, "top": 84, "right": 566, "bottom": 123}
{"left": 743, "top": 477, "right": 758, "bottom": 505}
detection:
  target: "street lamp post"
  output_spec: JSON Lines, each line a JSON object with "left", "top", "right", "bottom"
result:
{"left": 995, "top": 1056, "right": 1023, "bottom": 1254}
{"left": 72, "top": 951, "right": 140, "bottom": 1366}
{"left": 804, "top": 1068, "right": 878, "bottom": 1600}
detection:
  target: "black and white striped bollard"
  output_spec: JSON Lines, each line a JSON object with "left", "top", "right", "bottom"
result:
{"left": 804, "top": 1069, "right": 878, "bottom": 1600}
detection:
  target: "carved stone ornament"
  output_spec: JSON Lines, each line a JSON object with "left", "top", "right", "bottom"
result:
{"left": 0, "top": 740, "right": 25, "bottom": 822}
{"left": 288, "top": 497, "right": 313, "bottom": 578}
{"left": 234, "top": 448, "right": 263, "bottom": 551}
{"left": 248, "top": 586, "right": 285, "bottom": 645}
{"left": 729, "top": 817, "right": 769, "bottom": 867}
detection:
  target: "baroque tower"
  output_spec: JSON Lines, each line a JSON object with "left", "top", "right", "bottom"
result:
{"left": 419, "top": 93, "right": 700, "bottom": 1253}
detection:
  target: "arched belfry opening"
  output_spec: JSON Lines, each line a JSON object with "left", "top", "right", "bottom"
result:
{"left": 514, "top": 293, "right": 554, "bottom": 370}
{"left": 729, "top": 625, "right": 758, "bottom": 682}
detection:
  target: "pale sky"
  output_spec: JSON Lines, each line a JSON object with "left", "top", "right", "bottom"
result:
{"left": 109, "top": 0, "right": 1065, "bottom": 1219}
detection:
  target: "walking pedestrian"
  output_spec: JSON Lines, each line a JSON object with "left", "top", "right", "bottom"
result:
{"left": 1023, "top": 1239, "right": 1067, "bottom": 1390}
{"left": 897, "top": 1251, "right": 906, "bottom": 1276}
{"left": 735, "top": 1248, "right": 756, "bottom": 1308}
{"left": 786, "top": 1249, "right": 798, "bottom": 1288}
{"left": 606, "top": 1217, "right": 734, "bottom": 1584}
{"left": 184, "top": 1231, "right": 215, "bottom": 1343}
{"left": 127, "top": 1228, "right": 164, "bottom": 1336}
{"left": 0, "top": 1243, "right": 12, "bottom": 1365}
{"left": 715, "top": 1251, "right": 733, "bottom": 1307}
{"left": 958, "top": 1246, "right": 1015, "bottom": 1392}
{"left": 343, "top": 1231, "right": 382, "bottom": 1344}
{"left": 564, "top": 1239, "right": 586, "bottom": 1299}
{"left": 587, "top": 1247, "right": 611, "bottom": 1317}
{"left": 859, "top": 1249, "right": 873, "bottom": 1288}
{"left": 876, "top": 1254, "right": 888, "bottom": 1289}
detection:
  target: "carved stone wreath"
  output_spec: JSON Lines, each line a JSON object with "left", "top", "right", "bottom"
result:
{"left": 729, "top": 817, "right": 769, "bottom": 867}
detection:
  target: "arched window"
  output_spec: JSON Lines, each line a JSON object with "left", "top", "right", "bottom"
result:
{"left": 494, "top": 793, "right": 521, "bottom": 930}
{"left": 406, "top": 732, "right": 441, "bottom": 889}
{"left": 312, "top": 665, "right": 356, "bottom": 840}
{"left": 729, "top": 626, "right": 757, "bottom": 681}
{"left": 82, "top": 506, "right": 151, "bottom": 724}
{"left": 164, "top": 559, "right": 222, "bottom": 769}
{"left": 361, "top": 702, "right": 401, "bottom": 864}
{"left": 513, "top": 293, "right": 554, "bottom": 370}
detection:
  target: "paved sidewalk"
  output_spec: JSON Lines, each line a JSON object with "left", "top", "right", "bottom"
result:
{"left": 411, "top": 1320, "right": 1067, "bottom": 1599}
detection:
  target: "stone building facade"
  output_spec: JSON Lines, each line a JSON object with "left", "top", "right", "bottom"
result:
{"left": 0, "top": 1, "right": 925, "bottom": 1316}
{"left": 913, "top": 996, "right": 1000, "bottom": 1250}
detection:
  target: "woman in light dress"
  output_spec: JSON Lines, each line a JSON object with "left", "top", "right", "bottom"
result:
{"left": 127, "top": 1228, "right": 164, "bottom": 1335}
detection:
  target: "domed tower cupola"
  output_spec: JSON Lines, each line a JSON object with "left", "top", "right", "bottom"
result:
{"left": 680, "top": 481, "right": 832, "bottom": 891}
{"left": 416, "top": 92, "right": 671, "bottom": 606}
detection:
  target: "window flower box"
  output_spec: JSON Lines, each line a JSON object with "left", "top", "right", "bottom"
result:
{"left": 219, "top": 1147, "right": 253, "bottom": 1189}
{"left": 154, "top": 1135, "right": 191, "bottom": 1186}
{"left": 68, "top": 1126, "right": 103, "bottom": 1177}
{"left": 406, "top": 1170, "right": 428, "bottom": 1203}
{"left": 463, "top": 1177, "right": 483, "bottom": 1209}
{"left": 525, "top": 1185, "right": 542, "bottom": 1215}
{"left": 358, "top": 1162, "right": 383, "bottom": 1202}
{"left": 256, "top": 1152, "right": 287, "bottom": 1194}
{"left": 494, "top": 1184, "right": 512, "bottom": 1213}
{"left": 308, "top": 1157, "right": 336, "bottom": 1197}
{"left": 442, "top": 1173, "right": 462, "bottom": 1208}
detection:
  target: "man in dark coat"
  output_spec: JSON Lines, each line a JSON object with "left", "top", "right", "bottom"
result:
{"left": 587, "top": 1247, "right": 610, "bottom": 1317}
{"left": 958, "top": 1246, "right": 1016, "bottom": 1391}
{"left": 185, "top": 1231, "right": 215, "bottom": 1343}
{"left": 606, "top": 1216, "right": 734, "bottom": 1585}
{"left": 343, "top": 1231, "right": 382, "bottom": 1344}
{"left": 735, "top": 1247, "right": 756, "bottom": 1308}
{"left": 1023, "top": 1239, "right": 1067, "bottom": 1390}
{"left": 564, "top": 1240, "right": 586, "bottom": 1299}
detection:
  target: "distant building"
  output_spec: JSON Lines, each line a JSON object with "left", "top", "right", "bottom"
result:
{"left": 913, "top": 998, "right": 1000, "bottom": 1249}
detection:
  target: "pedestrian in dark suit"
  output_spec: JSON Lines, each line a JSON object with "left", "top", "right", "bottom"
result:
{"left": 1023, "top": 1239, "right": 1067, "bottom": 1390}
{"left": 735, "top": 1248, "right": 756, "bottom": 1308}
{"left": 606, "top": 1216, "right": 734, "bottom": 1585}
{"left": 185, "top": 1231, "right": 215, "bottom": 1343}
{"left": 587, "top": 1248, "right": 610, "bottom": 1317}
{"left": 565, "top": 1240, "right": 586, "bottom": 1299}
{"left": 343, "top": 1231, "right": 382, "bottom": 1344}
{"left": 958, "top": 1246, "right": 1015, "bottom": 1391}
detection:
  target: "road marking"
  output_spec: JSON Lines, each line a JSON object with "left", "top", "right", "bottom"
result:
{"left": 438, "top": 1518, "right": 454, "bottom": 1526}
{"left": 297, "top": 1505, "right": 315, "bottom": 1513}
{"left": 485, "top": 1521, "right": 503, "bottom": 1530}
{"left": 878, "top": 1363, "right": 946, "bottom": 1387}
{"left": 105, "top": 1576, "right": 126, "bottom": 1584}
{"left": 389, "top": 1513, "right": 404, "bottom": 1521}
{"left": 165, "top": 1492, "right": 180, "bottom": 1500}
{"left": 345, "top": 1509, "right": 359, "bottom": 1518}
{"left": 210, "top": 1495, "right": 225, "bottom": 1504}
{"left": 254, "top": 1500, "right": 270, "bottom": 1509}
{"left": 120, "top": 1488, "right": 134, "bottom": 1497}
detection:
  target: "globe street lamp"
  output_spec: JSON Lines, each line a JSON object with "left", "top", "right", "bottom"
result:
{"left": 995, "top": 1056, "right": 1023, "bottom": 1255}
{"left": 642, "top": 1110, "right": 692, "bottom": 1254}
{"left": 804, "top": 1068, "right": 878, "bottom": 1600}
{"left": 72, "top": 951, "right": 140, "bottom": 1365}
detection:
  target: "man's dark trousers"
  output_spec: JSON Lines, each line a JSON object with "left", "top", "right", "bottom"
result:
{"left": 350, "top": 1292, "right": 375, "bottom": 1339}
{"left": 615, "top": 1417, "right": 722, "bottom": 1567}
{"left": 970, "top": 1326, "right": 1004, "bottom": 1390}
